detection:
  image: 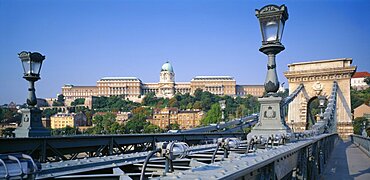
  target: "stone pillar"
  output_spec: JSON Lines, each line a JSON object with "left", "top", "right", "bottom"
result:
{"left": 14, "top": 108, "right": 50, "bottom": 137}
{"left": 248, "top": 96, "right": 291, "bottom": 140}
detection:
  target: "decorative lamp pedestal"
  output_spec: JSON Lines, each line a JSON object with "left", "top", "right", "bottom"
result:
{"left": 247, "top": 96, "right": 292, "bottom": 140}
{"left": 362, "top": 128, "right": 368, "bottom": 137}
{"left": 14, "top": 108, "right": 50, "bottom": 137}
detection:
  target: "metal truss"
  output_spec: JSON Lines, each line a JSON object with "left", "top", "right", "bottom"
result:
{"left": 0, "top": 132, "right": 245, "bottom": 163}
{"left": 1, "top": 133, "right": 336, "bottom": 179}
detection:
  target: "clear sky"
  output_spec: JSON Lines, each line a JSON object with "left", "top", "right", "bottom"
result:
{"left": 0, "top": 0, "right": 369, "bottom": 104}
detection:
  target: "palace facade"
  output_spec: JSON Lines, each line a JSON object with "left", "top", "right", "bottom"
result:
{"left": 62, "top": 62, "right": 264, "bottom": 105}
{"left": 147, "top": 107, "right": 204, "bottom": 130}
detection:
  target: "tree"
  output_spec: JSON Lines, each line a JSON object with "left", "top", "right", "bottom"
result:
{"left": 0, "top": 108, "right": 21, "bottom": 123}
{"left": 142, "top": 92, "right": 158, "bottom": 107}
{"left": 109, "top": 122, "right": 123, "bottom": 134}
{"left": 125, "top": 115, "right": 148, "bottom": 133}
{"left": 89, "top": 112, "right": 119, "bottom": 134}
{"left": 194, "top": 89, "right": 203, "bottom": 101}
{"left": 351, "top": 87, "right": 370, "bottom": 109}
{"left": 0, "top": 108, "right": 3, "bottom": 121}
{"left": 166, "top": 122, "right": 180, "bottom": 130}
{"left": 53, "top": 94, "right": 65, "bottom": 106}
{"left": 201, "top": 103, "right": 222, "bottom": 125}
{"left": 1, "top": 128, "right": 15, "bottom": 137}
{"left": 200, "top": 91, "right": 214, "bottom": 111}
{"left": 92, "top": 96, "right": 140, "bottom": 112}
{"left": 71, "top": 98, "right": 85, "bottom": 106}
{"left": 3, "top": 109, "right": 13, "bottom": 121}
{"left": 169, "top": 97, "right": 179, "bottom": 107}
{"left": 353, "top": 117, "right": 367, "bottom": 135}
{"left": 364, "top": 77, "right": 370, "bottom": 86}
{"left": 277, "top": 88, "right": 289, "bottom": 98}
{"left": 42, "top": 108, "right": 57, "bottom": 118}
{"left": 84, "top": 110, "right": 94, "bottom": 126}
{"left": 186, "top": 103, "right": 193, "bottom": 110}
{"left": 51, "top": 126, "right": 79, "bottom": 136}
{"left": 236, "top": 104, "right": 247, "bottom": 118}
{"left": 132, "top": 107, "right": 151, "bottom": 116}
{"left": 144, "top": 124, "right": 161, "bottom": 133}
{"left": 193, "top": 101, "right": 202, "bottom": 109}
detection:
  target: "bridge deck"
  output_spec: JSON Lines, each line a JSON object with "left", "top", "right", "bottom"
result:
{"left": 322, "top": 140, "right": 370, "bottom": 180}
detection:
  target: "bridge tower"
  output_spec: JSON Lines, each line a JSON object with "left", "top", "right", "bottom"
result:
{"left": 284, "top": 58, "right": 356, "bottom": 138}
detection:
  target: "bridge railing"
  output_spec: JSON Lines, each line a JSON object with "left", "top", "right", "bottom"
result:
{"left": 350, "top": 134, "right": 370, "bottom": 157}
{"left": 280, "top": 84, "right": 304, "bottom": 126}
{"left": 310, "top": 81, "right": 338, "bottom": 135}
{"left": 0, "top": 132, "right": 246, "bottom": 163}
{"left": 182, "top": 115, "right": 257, "bottom": 133}
{"left": 160, "top": 133, "right": 339, "bottom": 180}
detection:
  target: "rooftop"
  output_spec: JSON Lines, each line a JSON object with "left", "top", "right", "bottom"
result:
{"left": 100, "top": 77, "right": 141, "bottom": 81}
{"left": 192, "top": 76, "right": 235, "bottom": 80}
{"left": 288, "top": 58, "right": 352, "bottom": 66}
{"left": 353, "top": 72, "right": 370, "bottom": 78}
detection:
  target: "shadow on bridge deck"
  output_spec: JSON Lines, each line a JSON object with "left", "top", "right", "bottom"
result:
{"left": 322, "top": 140, "right": 370, "bottom": 180}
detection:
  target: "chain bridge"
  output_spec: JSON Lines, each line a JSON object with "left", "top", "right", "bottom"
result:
{"left": 1, "top": 3, "right": 369, "bottom": 179}
{"left": 1, "top": 58, "right": 370, "bottom": 179}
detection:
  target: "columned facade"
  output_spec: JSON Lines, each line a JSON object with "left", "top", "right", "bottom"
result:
{"left": 61, "top": 62, "right": 265, "bottom": 103}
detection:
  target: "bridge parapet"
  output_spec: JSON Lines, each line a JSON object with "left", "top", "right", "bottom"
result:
{"left": 350, "top": 134, "right": 370, "bottom": 157}
{"left": 160, "top": 133, "right": 338, "bottom": 179}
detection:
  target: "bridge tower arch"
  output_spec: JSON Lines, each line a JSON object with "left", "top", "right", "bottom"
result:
{"left": 284, "top": 58, "right": 356, "bottom": 138}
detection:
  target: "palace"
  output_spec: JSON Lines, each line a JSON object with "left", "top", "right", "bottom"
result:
{"left": 62, "top": 62, "right": 264, "bottom": 105}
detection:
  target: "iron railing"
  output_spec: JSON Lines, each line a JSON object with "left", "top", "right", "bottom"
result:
{"left": 350, "top": 134, "right": 370, "bottom": 157}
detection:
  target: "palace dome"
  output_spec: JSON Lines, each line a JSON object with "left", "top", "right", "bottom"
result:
{"left": 161, "top": 61, "right": 174, "bottom": 73}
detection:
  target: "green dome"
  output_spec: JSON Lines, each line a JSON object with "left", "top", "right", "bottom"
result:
{"left": 161, "top": 61, "right": 174, "bottom": 73}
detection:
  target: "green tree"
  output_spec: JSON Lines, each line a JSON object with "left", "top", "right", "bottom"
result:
{"left": 351, "top": 88, "right": 370, "bottom": 109}
{"left": 53, "top": 94, "right": 65, "bottom": 106}
{"left": 364, "top": 77, "right": 370, "bottom": 86}
{"left": 42, "top": 108, "right": 58, "bottom": 118}
{"left": 353, "top": 117, "right": 367, "bottom": 135}
{"left": 132, "top": 107, "right": 151, "bottom": 117}
{"left": 236, "top": 104, "right": 247, "bottom": 118}
{"left": 1, "top": 127, "right": 15, "bottom": 137}
{"left": 0, "top": 108, "right": 3, "bottom": 121}
{"left": 92, "top": 96, "right": 140, "bottom": 112}
{"left": 277, "top": 88, "right": 289, "bottom": 98}
{"left": 71, "top": 98, "right": 85, "bottom": 106}
{"left": 201, "top": 103, "right": 222, "bottom": 125}
{"left": 142, "top": 92, "right": 158, "bottom": 107}
{"left": 84, "top": 110, "right": 94, "bottom": 126}
{"left": 125, "top": 115, "right": 148, "bottom": 133}
{"left": 51, "top": 126, "right": 79, "bottom": 136}
{"left": 166, "top": 122, "right": 180, "bottom": 130}
{"left": 186, "top": 102, "right": 193, "bottom": 110}
{"left": 144, "top": 124, "right": 161, "bottom": 133}
{"left": 169, "top": 97, "right": 179, "bottom": 107}
{"left": 193, "top": 101, "right": 202, "bottom": 109}
{"left": 89, "top": 112, "right": 118, "bottom": 134}
{"left": 109, "top": 122, "right": 123, "bottom": 134}
{"left": 200, "top": 91, "right": 214, "bottom": 111}
{"left": 194, "top": 89, "right": 203, "bottom": 101}
{"left": 2, "top": 109, "right": 13, "bottom": 121}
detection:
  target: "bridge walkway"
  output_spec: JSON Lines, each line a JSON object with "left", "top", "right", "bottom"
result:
{"left": 322, "top": 140, "right": 370, "bottom": 180}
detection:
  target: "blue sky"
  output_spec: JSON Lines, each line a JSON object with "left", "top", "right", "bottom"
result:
{"left": 0, "top": 0, "right": 369, "bottom": 104}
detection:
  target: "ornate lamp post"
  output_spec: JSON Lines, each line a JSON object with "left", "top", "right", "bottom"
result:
{"left": 248, "top": 5, "right": 291, "bottom": 140}
{"left": 219, "top": 100, "right": 226, "bottom": 122}
{"left": 14, "top": 51, "right": 50, "bottom": 137}
{"left": 362, "top": 120, "right": 368, "bottom": 137}
{"left": 318, "top": 96, "right": 326, "bottom": 120}
{"left": 256, "top": 5, "right": 288, "bottom": 96}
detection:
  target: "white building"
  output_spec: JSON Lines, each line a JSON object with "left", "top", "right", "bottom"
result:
{"left": 351, "top": 72, "right": 370, "bottom": 90}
